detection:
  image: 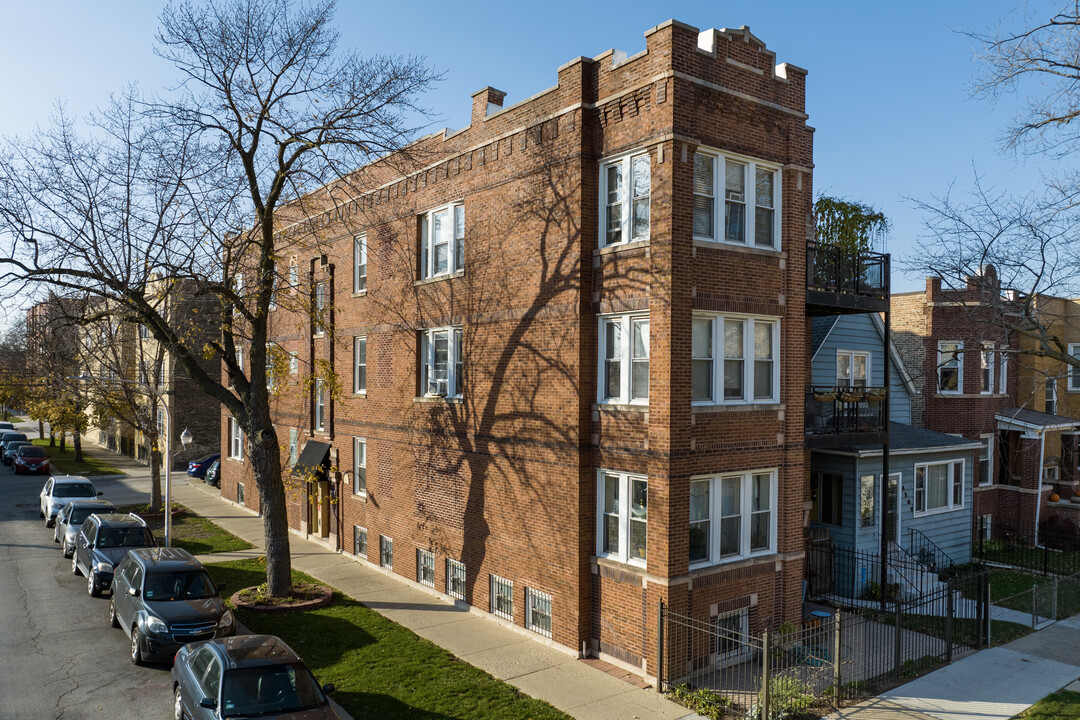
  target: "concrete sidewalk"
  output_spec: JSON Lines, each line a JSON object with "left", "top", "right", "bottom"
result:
{"left": 829, "top": 614, "right": 1080, "bottom": 720}
{"left": 169, "top": 478, "right": 697, "bottom": 720}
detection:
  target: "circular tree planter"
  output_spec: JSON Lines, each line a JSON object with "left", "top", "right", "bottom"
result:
{"left": 230, "top": 582, "right": 332, "bottom": 614}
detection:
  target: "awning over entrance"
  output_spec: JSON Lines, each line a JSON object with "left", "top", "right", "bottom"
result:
{"left": 995, "top": 407, "right": 1080, "bottom": 435}
{"left": 292, "top": 440, "right": 331, "bottom": 481}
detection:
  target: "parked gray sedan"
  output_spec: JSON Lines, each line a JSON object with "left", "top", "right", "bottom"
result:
{"left": 39, "top": 476, "right": 102, "bottom": 527}
{"left": 54, "top": 499, "right": 118, "bottom": 557}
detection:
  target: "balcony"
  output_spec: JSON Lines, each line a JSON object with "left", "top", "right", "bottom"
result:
{"left": 805, "top": 386, "right": 887, "bottom": 449}
{"left": 806, "top": 242, "right": 889, "bottom": 315}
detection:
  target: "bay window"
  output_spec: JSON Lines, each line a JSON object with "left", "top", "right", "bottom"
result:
{"left": 420, "top": 326, "right": 463, "bottom": 398}
{"left": 599, "top": 314, "right": 649, "bottom": 404}
{"left": 691, "top": 313, "right": 779, "bottom": 404}
{"left": 688, "top": 470, "right": 776, "bottom": 566}
{"left": 601, "top": 151, "right": 650, "bottom": 246}
{"left": 597, "top": 471, "right": 647, "bottom": 565}
{"left": 915, "top": 459, "right": 965, "bottom": 515}
{"left": 419, "top": 203, "right": 464, "bottom": 279}
{"left": 692, "top": 150, "right": 781, "bottom": 250}
{"left": 937, "top": 341, "right": 962, "bottom": 394}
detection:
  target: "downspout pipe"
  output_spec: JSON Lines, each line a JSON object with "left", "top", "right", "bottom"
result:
{"left": 1034, "top": 430, "right": 1046, "bottom": 547}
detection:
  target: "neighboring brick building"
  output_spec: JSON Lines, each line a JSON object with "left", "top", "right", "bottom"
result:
{"left": 222, "top": 21, "right": 813, "bottom": 681}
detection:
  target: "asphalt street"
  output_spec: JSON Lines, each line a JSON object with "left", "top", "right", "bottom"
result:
{"left": 0, "top": 429, "right": 174, "bottom": 720}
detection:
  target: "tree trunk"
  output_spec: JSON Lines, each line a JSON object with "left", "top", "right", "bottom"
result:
{"left": 72, "top": 430, "right": 82, "bottom": 462}
{"left": 38, "top": 420, "right": 44, "bottom": 439}
{"left": 149, "top": 444, "right": 163, "bottom": 511}
{"left": 49, "top": 431, "right": 55, "bottom": 446}
{"left": 59, "top": 431, "right": 65, "bottom": 452}
{"left": 249, "top": 423, "right": 291, "bottom": 597}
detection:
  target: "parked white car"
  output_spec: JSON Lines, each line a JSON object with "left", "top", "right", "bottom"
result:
{"left": 39, "top": 476, "right": 101, "bottom": 527}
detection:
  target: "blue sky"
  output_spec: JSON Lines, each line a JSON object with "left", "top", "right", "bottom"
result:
{"left": 0, "top": 0, "right": 1059, "bottom": 293}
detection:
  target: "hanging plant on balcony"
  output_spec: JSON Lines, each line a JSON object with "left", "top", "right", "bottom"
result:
{"left": 864, "top": 388, "right": 887, "bottom": 406}
{"left": 812, "top": 390, "right": 837, "bottom": 402}
{"left": 839, "top": 389, "right": 866, "bottom": 403}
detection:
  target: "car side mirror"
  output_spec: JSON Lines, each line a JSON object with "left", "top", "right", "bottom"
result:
{"left": 97, "top": 491, "right": 103, "bottom": 496}
{"left": 322, "top": 683, "right": 335, "bottom": 694}
{"left": 128, "top": 587, "right": 139, "bottom": 597}
{"left": 217, "top": 583, "right": 227, "bottom": 592}
{"left": 198, "top": 697, "right": 217, "bottom": 710}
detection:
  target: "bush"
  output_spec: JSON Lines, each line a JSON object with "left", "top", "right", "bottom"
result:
{"left": 669, "top": 684, "right": 734, "bottom": 719}
{"left": 1041, "top": 515, "right": 1080, "bottom": 551}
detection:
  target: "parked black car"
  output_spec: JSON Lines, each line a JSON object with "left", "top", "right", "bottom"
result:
{"left": 204, "top": 459, "right": 221, "bottom": 488}
{"left": 171, "top": 635, "right": 338, "bottom": 719}
{"left": 187, "top": 453, "right": 221, "bottom": 479}
{"left": 3, "top": 439, "right": 31, "bottom": 465}
{"left": 72, "top": 513, "right": 156, "bottom": 597}
{"left": 0, "top": 430, "right": 28, "bottom": 456}
{"left": 110, "top": 547, "right": 235, "bottom": 665}
{"left": 54, "top": 499, "right": 118, "bottom": 557}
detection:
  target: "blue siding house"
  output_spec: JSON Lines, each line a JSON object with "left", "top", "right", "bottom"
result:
{"left": 809, "top": 315, "right": 979, "bottom": 599}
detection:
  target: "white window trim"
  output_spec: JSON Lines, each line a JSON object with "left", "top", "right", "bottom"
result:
{"left": 859, "top": 474, "right": 876, "bottom": 529}
{"left": 420, "top": 326, "right": 463, "bottom": 398}
{"left": 598, "top": 149, "right": 651, "bottom": 248}
{"left": 1046, "top": 378, "right": 1058, "bottom": 415}
{"left": 597, "top": 313, "right": 649, "bottom": 405}
{"left": 446, "top": 559, "right": 466, "bottom": 601}
{"left": 353, "top": 437, "right": 366, "bottom": 496}
{"left": 691, "top": 313, "right": 780, "bottom": 406}
{"left": 288, "top": 428, "right": 298, "bottom": 466}
{"left": 998, "top": 349, "right": 1008, "bottom": 394}
{"left": 914, "top": 459, "right": 965, "bottom": 517}
{"left": 979, "top": 434, "right": 994, "bottom": 487}
{"left": 419, "top": 202, "right": 465, "bottom": 280}
{"left": 1069, "top": 343, "right": 1080, "bottom": 392}
{"left": 692, "top": 148, "right": 782, "bottom": 251}
{"left": 354, "top": 336, "right": 367, "bottom": 394}
{"left": 711, "top": 608, "right": 751, "bottom": 665}
{"left": 689, "top": 469, "right": 778, "bottom": 569}
{"left": 937, "top": 341, "right": 963, "bottom": 395}
{"left": 837, "top": 349, "right": 871, "bottom": 387}
{"left": 525, "top": 587, "right": 553, "bottom": 638}
{"left": 490, "top": 574, "right": 514, "bottom": 621}
{"left": 313, "top": 280, "right": 326, "bottom": 337}
{"left": 228, "top": 418, "right": 244, "bottom": 461}
{"left": 314, "top": 379, "right": 326, "bottom": 431}
{"left": 354, "top": 233, "right": 367, "bottom": 293}
{"left": 980, "top": 342, "right": 995, "bottom": 395}
{"left": 416, "top": 549, "right": 435, "bottom": 587}
{"left": 596, "top": 470, "right": 648, "bottom": 567}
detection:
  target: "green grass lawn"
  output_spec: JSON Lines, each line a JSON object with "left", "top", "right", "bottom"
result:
{"left": 206, "top": 559, "right": 573, "bottom": 720}
{"left": 1013, "top": 689, "right": 1080, "bottom": 719}
{"left": 31, "top": 438, "right": 125, "bottom": 476}
{"left": 4, "top": 415, "right": 23, "bottom": 422}
{"left": 117, "top": 503, "right": 253, "bottom": 555}
{"left": 984, "top": 569, "right": 1080, "bottom": 620}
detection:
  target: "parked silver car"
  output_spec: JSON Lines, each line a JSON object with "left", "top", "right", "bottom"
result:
{"left": 54, "top": 499, "right": 118, "bottom": 557}
{"left": 39, "top": 476, "right": 101, "bottom": 527}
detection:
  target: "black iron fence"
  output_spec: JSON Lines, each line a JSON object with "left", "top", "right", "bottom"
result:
{"left": 659, "top": 576, "right": 988, "bottom": 718}
{"left": 805, "top": 386, "right": 886, "bottom": 437}
{"left": 908, "top": 527, "right": 954, "bottom": 573}
{"left": 807, "top": 541, "right": 954, "bottom": 603}
{"left": 807, "top": 242, "right": 889, "bottom": 298}
{"left": 974, "top": 515, "right": 1080, "bottom": 576}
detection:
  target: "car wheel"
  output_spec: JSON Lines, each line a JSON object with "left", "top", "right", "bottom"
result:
{"left": 130, "top": 627, "right": 144, "bottom": 665}
{"left": 62, "top": 542, "right": 73, "bottom": 559}
{"left": 109, "top": 598, "right": 120, "bottom": 628}
{"left": 39, "top": 507, "right": 44, "bottom": 518}
{"left": 173, "top": 685, "right": 185, "bottom": 720}
{"left": 45, "top": 515, "right": 54, "bottom": 528}
{"left": 71, "top": 554, "right": 81, "bottom": 576}
{"left": 87, "top": 571, "right": 100, "bottom": 597}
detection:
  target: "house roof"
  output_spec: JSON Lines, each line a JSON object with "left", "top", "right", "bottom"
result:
{"left": 810, "top": 317, "right": 838, "bottom": 357}
{"left": 995, "top": 407, "right": 1079, "bottom": 432}
{"left": 814, "top": 422, "right": 982, "bottom": 458}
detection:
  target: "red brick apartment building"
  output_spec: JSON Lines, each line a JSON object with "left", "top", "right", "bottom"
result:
{"left": 221, "top": 20, "right": 813, "bottom": 681}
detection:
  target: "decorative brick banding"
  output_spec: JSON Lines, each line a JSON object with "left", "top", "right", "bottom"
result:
{"left": 230, "top": 583, "right": 332, "bottom": 614}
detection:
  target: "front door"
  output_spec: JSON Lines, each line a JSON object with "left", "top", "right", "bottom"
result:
{"left": 885, "top": 472, "right": 901, "bottom": 545}
{"left": 308, "top": 480, "right": 330, "bottom": 538}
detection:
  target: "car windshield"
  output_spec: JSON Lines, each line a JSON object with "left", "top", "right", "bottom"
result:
{"left": 221, "top": 664, "right": 325, "bottom": 717}
{"left": 68, "top": 507, "right": 108, "bottom": 526}
{"left": 19, "top": 447, "right": 45, "bottom": 458}
{"left": 97, "top": 527, "right": 154, "bottom": 548}
{"left": 143, "top": 570, "right": 217, "bottom": 601}
{"left": 53, "top": 484, "right": 96, "bottom": 498}
{"left": 7, "top": 443, "right": 29, "bottom": 453}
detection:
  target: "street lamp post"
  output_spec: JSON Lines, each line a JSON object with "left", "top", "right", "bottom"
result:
{"left": 71, "top": 375, "right": 192, "bottom": 547}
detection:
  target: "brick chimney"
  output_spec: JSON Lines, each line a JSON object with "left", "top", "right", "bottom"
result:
{"left": 471, "top": 87, "right": 507, "bottom": 125}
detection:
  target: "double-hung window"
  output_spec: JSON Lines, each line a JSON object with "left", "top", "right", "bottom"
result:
{"left": 354, "top": 336, "right": 367, "bottom": 394}
{"left": 914, "top": 459, "right": 965, "bottom": 515}
{"left": 837, "top": 350, "right": 869, "bottom": 387}
{"left": 314, "top": 379, "right": 326, "bottom": 431}
{"left": 999, "top": 349, "right": 1008, "bottom": 394}
{"left": 353, "top": 526, "right": 367, "bottom": 557}
{"left": 420, "top": 327, "right": 463, "bottom": 398}
{"left": 313, "top": 281, "right": 326, "bottom": 335}
{"left": 526, "top": 588, "right": 552, "bottom": 638}
{"left": 380, "top": 536, "right": 393, "bottom": 569}
{"left": 446, "top": 559, "right": 466, "bottom": 601}
{"left": 601, "top": 151, "right": 651, "bottom": 246}
{"left": 691, "top": 314, "right": 779, "bottom": 404}
{"left": 688, "top": 470, "right": 776, "bottom": 566}
{"left": 419, "top": 202, "right": 464, "bottom": 279}
{"left": 417, "top": 549, "right": 435, "bottom": 587}
{"left": 693, "top": 150, "right": 781, "bottom": 250}
{"left": 228, "top": 418, "right": 244, "bottom": 460}
{"left": 937, "top": 341, "right": 962, "bottom": 394}
{"left": 597, "top": 471, "right": 647, "bottom": 566}
{"left": 1046, "top": 378, "right": 1057, "bottom": 415}
{"left": 353, "top": 438, "right": 366, "bottom": 495}
{"left": 980, "top": 342, "right": 995, "bottom": 394}
{"left": 979, "top": 435, "right": 993, "bottom": 486}
{"left": 1070, "top": 343, "right": 1080, "bottom": 392}
{"left": 288, "top": 428, "right": 298, "bottom": 466}
{"left": 860, "top": 474, "right": 876, "bottom": 528}
{"left": 599, "top": 314, "right": 649, "bottom": 404}
{"left": 354, "top": 234, "right": 367, "bottom": 293}
{"left": 289, "top": 352, "right": 298, "bottom": 375}
{"left": 490, "top": 574, "right": 513, "bottom": 620}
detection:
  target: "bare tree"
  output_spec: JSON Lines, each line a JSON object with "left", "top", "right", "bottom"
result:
{"left": 0, "top": 0, "right": 438, "bottom": 596}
